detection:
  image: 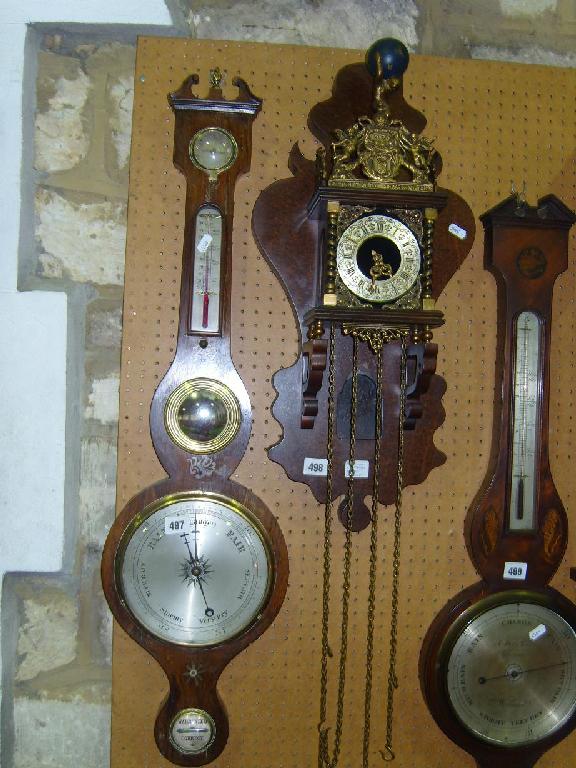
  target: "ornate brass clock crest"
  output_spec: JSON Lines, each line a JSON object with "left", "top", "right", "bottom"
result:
{"left": 253, "top": 38, "right": 475, "bottom": 764}
{"left": 102, "top": 71, "right": 288, "bottom": 766}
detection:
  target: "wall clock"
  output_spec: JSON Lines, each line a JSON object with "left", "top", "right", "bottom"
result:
{"left": 420, "top": 192, "right": 576, "bottom": 768}
{"left": 102, "top": 69, "right": 288, "bottom": 766}
{"left": 253, "top": 38, "right": 474, "bottom": 764}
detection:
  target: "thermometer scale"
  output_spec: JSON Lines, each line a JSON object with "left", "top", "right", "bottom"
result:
{"left": 191, "top": 206, "right": 223, "bottom": 333}
{"left": 509, "top": 311, "right": 541, "bottom": 531}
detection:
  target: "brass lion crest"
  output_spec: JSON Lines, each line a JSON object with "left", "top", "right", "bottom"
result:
{"left": 326, "top": 78, "right": 437, "bottom": 192}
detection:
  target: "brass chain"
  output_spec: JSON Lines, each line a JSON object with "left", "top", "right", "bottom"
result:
{"left": 362, "top": 343, "right": 384, "bottom": 768}
{"left": 382, "top": 337, "right": 408, "bottom": 761}
{"left": 318, "top": 328, "right": 358, "bottom": 768}
{"left": 318, "top": 323, "right": 336, "bottom": 768}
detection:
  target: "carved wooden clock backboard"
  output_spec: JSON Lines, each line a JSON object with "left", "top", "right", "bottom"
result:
{"left": 111, "top": 37, "right": 576, "bottom": 768}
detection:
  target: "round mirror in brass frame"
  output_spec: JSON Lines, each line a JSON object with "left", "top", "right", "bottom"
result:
{"left": 164, "top": 378, "right": 241, "bottom": 454}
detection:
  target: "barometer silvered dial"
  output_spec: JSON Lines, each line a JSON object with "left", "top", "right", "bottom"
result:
{"left": 117, "top": 492, "right": 272, "bottom": 646}
{"left": 443, "top": 593, "right": 576, "bottom": 747}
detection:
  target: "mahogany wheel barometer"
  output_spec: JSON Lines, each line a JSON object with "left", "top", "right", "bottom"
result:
{"left": 253, "top": 39, "right": 474, "bottom": 764}
{"left": 420, "top": 193, "right": 576, "bottom": 768}
{"left": 101, "top": 70, "right": 288, "bottom": 766}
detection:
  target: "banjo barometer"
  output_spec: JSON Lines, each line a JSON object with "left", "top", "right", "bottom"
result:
{"left": 102, "top": 70, "right": 288, "bottom": 766}
{"left": 420, "top": 192, "right": 576, "bottom": 768}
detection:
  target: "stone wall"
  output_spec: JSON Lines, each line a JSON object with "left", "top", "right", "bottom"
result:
{"left": 5, "top": 1, "right": 576, "bottom": 766}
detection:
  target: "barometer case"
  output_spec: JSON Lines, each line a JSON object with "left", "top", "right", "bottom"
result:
{"left": 102, "top": 71, "right": 288, "bottom": 766}
{"left": 420, "top": 194, "right": 576, "bottom": 768}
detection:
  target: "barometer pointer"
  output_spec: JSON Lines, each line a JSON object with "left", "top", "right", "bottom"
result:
{"left": 180, "top": 518, "right": 215, "bottom": 617}
{"left": 478, "top": 661, "right": 567, "bottom": 685}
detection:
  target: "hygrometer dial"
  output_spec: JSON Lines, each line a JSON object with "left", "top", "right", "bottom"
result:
{"left": 117, "top": 492, "right": 272, "bottom": 646}
{"left": 189, "top": 127, "right": 238, "bottom": 179}
{"left": 441, "top": 592, "right": 576, "bottom": 748}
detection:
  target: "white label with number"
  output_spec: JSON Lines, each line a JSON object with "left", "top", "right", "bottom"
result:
{"left": 448, "top": 223, "right": 467, "bottom": 240}
{"left": 529, "top": 623, "right": 547, "bottom": 641}
{"left": 344, "top": 460, "right": 369, "bottom": 479}
{"left": 303, "top": 458, "right": 328, "bottom": 476}
{"left": 164, "top": 516, "right": 190, "bottom": 535}
{"left": 197, "top": 233, "right": 213, "bottom": 252}
{"left": 503, "top": 561, "right": 528, "bottom": 580}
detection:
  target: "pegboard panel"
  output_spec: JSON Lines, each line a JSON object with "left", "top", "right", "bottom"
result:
{"left": 111, "top": 38, "right": 576, "bottom": 768}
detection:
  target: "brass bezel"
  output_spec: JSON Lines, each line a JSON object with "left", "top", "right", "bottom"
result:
{"left": 115, "top": 490, "right": 274, "bottom": 647}
{"left": 189, "top": 126, "right": 238, "bottom": 180}
{"left": 437, "top": 590, "right": 576, "bottom": 748}
{"left": 168, "top": 707, "right": 217, "bottom": 755}
{"left": 164, "top": 377, "right": 241, "bottom": 455}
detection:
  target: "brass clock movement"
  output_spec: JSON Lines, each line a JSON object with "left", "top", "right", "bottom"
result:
{"left": 420, "top": 192, "right": 576, "bottom": 768}
{"left": 253, "top": 39, "right": 474, "bottom": 764}
{"left": 102, "top": 70, "right": 288, "bottom": 766}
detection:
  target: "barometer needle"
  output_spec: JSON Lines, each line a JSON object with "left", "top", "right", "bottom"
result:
{"left": 478, "top": 660, "right": 567, "bottom": 684}
{"left": 180, "top": 532, "right": 194, "bottom": 563}
{"left": 197, "top": 578, "right": 214, "bottom": 618}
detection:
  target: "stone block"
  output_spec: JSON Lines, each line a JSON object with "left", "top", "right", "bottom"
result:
{"left": 13, "top": 698, "right": 109, "bottom": 768}
{"left": 85, "top": 375, "right": 120, "bottom": 425}
{"left": 86, "top": 304, "right": 123, "bottom": 350}
{"left": 108, "top": 74, "right": 135, "bottom": 172}
{"left": 36, "top": 187, "right": 127, "bottom": 286}
{"left": 471, "top": 43, "right": 576, "bottom": 65}
{"left": 15, "top": 587, "right": 78, "bottom": 683}
{"left": 500, "top": 0, "right": 557, "bottom": 15}
{"left": 79, "top": 438, "right": 118, "bottom": 548}
{"left": 184, "top": 0, "right": 419, "bottom": 49}
{"left": 85, "top": 44, "right": 136, "bottom": 180}
{"left": 35, "top": 52, "right": 91, "bottom": 174}
{"left": 98, "top": 594, "right": 114, "bottom": 667}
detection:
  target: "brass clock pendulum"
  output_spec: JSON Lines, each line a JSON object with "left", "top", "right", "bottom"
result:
{"left": 101, "top": 69, "right": 288, "bottom": 766}
{"left": 420, "top": 192, "right": 576, "bottom": 768}
{"left": 253, "top": 39, "right": 475, "bottom": 764}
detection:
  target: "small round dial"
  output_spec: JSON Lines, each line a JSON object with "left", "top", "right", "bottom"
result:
{"left": 169, "top": 708, "right": 216, "bottom": 755}
{"left": 443, "top": 593, "right": 576, "bottom": 747}
{"left": 189, "top": 127, "right": 237, "bottom": 175}
{"left": 117, "top": 492, "right": 272, "bottom": 646}
{"left": 336, "top": 214, "right": 420, "bottom": 303}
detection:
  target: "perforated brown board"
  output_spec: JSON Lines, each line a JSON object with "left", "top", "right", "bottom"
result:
{"left": 111, "top": 38, "right": 576, "bottom": 768}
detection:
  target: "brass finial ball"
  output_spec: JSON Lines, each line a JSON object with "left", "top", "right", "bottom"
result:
{"left": 365, "top": 38, "right": 409, "bottom": 80}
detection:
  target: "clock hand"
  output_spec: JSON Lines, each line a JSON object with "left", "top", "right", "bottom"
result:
{"left": 478, "top": 660, "right": 567, "bottom": 684}
{"left": 193, "top": 512, "right": 199, "bottom": 561}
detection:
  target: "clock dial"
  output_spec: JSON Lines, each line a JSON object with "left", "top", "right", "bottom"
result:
{"left": 189, "top": 127, "right": 238, "bottom": 177}
{"left": 336, "top": 214, "right": 420, "bottom": 302}
{"left": 444, "top": 595, "right": 576, "bottom": 747}
{"left": 117, "top": 493, "right": 272, "bottom": 646}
